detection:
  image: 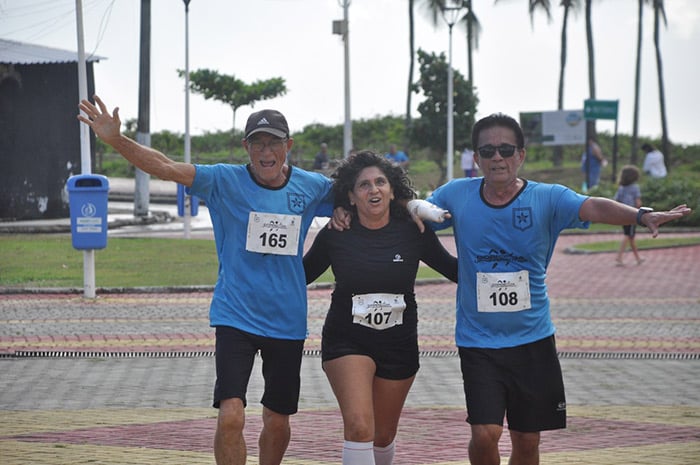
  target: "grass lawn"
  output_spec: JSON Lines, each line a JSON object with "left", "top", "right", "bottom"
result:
{"left": 2, "top": 231, "right": 698, "bottom": 289}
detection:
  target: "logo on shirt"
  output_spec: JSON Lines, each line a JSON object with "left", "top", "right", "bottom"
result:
{"left": 393, "top": 254, "right": 404, "bottom": 263}
{"left": 287, "top": 193, "right": 305, "bottom": 214}
{"left": 476, "top": 249, "right": 527, "bottom": 270}
{"left": 512, "top": 207, "right": 533, "bottom": 231}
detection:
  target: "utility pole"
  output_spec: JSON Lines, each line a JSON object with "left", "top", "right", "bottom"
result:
{"left": 75, "top": 0, "right": 95, "bottom": 298}
{"left": 135, "top": 0, "right": 151, "bottom": 217}
{"left": 182, "top": 0, "right": 192, "bottom": 238}
{"left": 333, "top": 0, "right": 352, "bottom": 158}
{"left": 441, "top": 2, "right": 463, "bottom": 182}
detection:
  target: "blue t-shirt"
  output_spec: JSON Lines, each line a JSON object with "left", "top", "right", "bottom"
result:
{"left": 189, "top": 164, "right": 333, "bottom": 339}
{"left": 427, "top": 178, "right": 589, "bottom": 349}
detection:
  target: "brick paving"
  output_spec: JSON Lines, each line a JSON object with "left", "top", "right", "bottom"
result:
{"left": 1, "top": 212, "right": 699, "bottom": 464}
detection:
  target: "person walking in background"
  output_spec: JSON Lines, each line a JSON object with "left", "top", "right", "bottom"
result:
{"left": 304, "top": 151, "right": 457, "bottom": 465}
{"left": 461, "top": 146, "right": 478, "bottom": 177}
{"left": 614, "top": 165, "right": 645, "bottom": 266}
{"left": 419, "top": 113, "right": 691, "bottom": 465}
{"left": 78, "top": 95, "right": 338, "bottom": 465}
{"left": 642, "top": 143, "right": 668, "bottom": 179}
{"left": 313, "top": 142, "right": 330, "bottom": 171}
{"left": 384, "top": 144, "right": 410, "bottom": 170}
{"left": 580, "top": 136, "right": 607, "bottom": 191}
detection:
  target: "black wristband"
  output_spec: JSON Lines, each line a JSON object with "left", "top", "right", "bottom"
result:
{"left": 636, "top": 207, "right": 653, "bottom": 226}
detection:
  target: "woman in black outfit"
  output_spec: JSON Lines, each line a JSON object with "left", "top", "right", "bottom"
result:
{"left": 304, "top": 151, "right": 457, "bottom": 465}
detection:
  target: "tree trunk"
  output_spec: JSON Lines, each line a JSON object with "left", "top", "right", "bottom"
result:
{"left": 553, "top": 4, "right": 571, "bottom": 168}
{"left": 654, "top": 2, "right": 671, "bottom": 167}
{"left": 405, "top": 0, "right": 415, "bottom": 148}
{"left": 631, "top": 0, "right": 644, "bottom": 165}
{"left": 585, "top": 0, "right": 597, "bottom": 135}
{"left": 466, "top": 0, "right": 474, "bottom": 84}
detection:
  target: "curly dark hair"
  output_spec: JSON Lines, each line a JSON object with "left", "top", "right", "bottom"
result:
{"left": 331, "top": 150, "right": 416, "bottom": 218}
{"left": 618, "top": 165, "right": 640, "bottom": 186}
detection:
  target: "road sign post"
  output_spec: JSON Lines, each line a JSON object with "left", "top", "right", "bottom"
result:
{"left": 584, "top": 99, "right": 620, "bottom": 184}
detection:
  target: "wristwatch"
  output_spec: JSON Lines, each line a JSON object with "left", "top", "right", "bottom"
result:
{"left": 636, "top": 207, "right": 653, "bottom": 226}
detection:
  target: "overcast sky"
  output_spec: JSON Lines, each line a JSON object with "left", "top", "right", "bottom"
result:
{"left": 2, "top": 0, "right": 699, "bottom": 147}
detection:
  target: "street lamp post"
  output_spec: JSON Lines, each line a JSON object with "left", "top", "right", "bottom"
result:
{"left": 182, "top": 0, "right": 192, "bottom": 238}
{"left": 441, "top": 3, "right": 463, "bottom": 182}
{"left": 333, "top": 0, "right": 352, "bottom": 158}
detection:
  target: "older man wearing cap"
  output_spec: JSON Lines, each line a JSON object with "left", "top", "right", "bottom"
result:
{"left": 78, "top": 95, "right": 335, "bottom": 465}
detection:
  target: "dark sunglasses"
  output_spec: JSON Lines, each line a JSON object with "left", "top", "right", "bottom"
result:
{"left": 477, "top": 144, "right": 519, "bottom": 159}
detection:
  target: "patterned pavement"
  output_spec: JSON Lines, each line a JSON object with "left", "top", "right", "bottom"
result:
{"left": 1, "top": 212, "right": 699, "bottom": 464}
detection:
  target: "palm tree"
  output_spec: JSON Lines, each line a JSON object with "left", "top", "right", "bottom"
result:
{"left": 631, "top": 0, "right": 649, "bottom": 165}
{"left": 652, "top": 0, "right": 670, "bottom": 163}
{"left": 556, "top": 1, "right": 580, "bottom": 112}
{"left": 553, "top": 0, "right": 580, "bottom": 166}
{"left": 584, "top": 0, "right": 596, "bottom": 136}
{"left": 460, "top": 1, "right": 480, "bottom": 85}
{"left": 406, "top": 0, "right": 416, "bottom": 147}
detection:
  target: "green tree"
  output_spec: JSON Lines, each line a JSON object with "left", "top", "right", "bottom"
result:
{"left": 411, "top": 49, "right": 478, "bottom": 184}
{"left": 178, "top": 68, "right": 287, "bottom": 136}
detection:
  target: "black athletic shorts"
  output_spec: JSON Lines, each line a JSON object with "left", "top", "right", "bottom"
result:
{"left": 459, "top": 335, "right": 567, "bottom": 432}
{"left": 622, "top": 224, "right": 637, "bottom": 237}
{"left": 213, "top": 325, "right": 304, "bottom": 415}
{"left": 321, "top": 325, "right": 419, "bottom": 380}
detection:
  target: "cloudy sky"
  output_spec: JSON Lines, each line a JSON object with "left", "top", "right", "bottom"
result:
{"left": 2, "top": 0, "right": 699, "bottom": 146}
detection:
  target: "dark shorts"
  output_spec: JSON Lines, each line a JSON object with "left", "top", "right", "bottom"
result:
{"left": 213, "top": 326, "right": 304, "bottom": 415}
{"left": 321, "top": 325, "right": 419, "bottom": 380}
{"left": 459, "top": 335, "right": 566, "bottom": 432}
{"left": 622, "top": 224, "right": 637, "bottom": 237}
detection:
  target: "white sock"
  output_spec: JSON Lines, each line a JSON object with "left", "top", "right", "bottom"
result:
{"left": 343, "top": 440, "right": 375, "bottom": 465}
{"left": 374, "top": 440, "right": 395, "bottom": 465}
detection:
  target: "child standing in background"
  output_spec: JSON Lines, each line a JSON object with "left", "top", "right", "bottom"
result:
{"left": 614, "top": 165, "right": 644, "bottom": 266}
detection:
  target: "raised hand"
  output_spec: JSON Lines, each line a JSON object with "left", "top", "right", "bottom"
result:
{"left": 77, "top": 95, "right": 121, "bottom": 143}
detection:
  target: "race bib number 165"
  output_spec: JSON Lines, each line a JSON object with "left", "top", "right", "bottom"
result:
{"left": 246, "top": 212, "right": 301, "bottom": 256}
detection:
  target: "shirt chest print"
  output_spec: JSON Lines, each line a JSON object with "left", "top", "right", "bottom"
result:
{"left": 513, "top": 207, "right": 533, "bottom": 231}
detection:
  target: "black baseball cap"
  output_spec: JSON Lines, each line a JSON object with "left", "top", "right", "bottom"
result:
{"left": 244, "top": 109, "right": 289, "bottom": 139}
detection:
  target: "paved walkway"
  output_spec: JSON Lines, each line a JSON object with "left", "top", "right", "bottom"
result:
{"left": 1, "top": 195, "right": 699, "bottom": 464}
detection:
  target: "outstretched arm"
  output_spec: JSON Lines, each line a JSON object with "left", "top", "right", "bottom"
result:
{"left": 78, "top": 95, "right": 195, "bottom": 186}
{"left": 579, "top": 197, "right": 691, "bottom": 238}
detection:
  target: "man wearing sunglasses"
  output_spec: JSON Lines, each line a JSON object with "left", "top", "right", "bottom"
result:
{"left": 422, "top": 113, "right": 690, "bottom": 465}
{"left": 78, "top": 96, "right": 337, "bottom": 465}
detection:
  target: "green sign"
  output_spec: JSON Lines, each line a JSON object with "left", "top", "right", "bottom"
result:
{"left": 583, "top": 99, "right": 619, "bottom": 120}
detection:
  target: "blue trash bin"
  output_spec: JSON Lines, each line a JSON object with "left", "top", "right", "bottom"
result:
{"left": 177, "top": 183, "right": 199, "bottom": 217}
{"left": 67, "top": 174, "right": 110, "bottom": 250}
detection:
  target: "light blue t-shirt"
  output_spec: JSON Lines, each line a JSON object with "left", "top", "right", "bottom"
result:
{"left": 427, "top": 178, "right": 589, "bottom": 349}
{"left": 189, "top": 164, "right": 333, "bottom": 339}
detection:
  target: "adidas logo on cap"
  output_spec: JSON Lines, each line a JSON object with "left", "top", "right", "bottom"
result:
{"left": 245, "top": 109, "right": 290, "bottom": 139}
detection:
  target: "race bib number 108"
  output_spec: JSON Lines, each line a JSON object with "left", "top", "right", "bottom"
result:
{"left": 246, "top": 212, "right": 301, "bottom": 256}
{"left": 476, "top": 271, "right": 531, "bottom": 312}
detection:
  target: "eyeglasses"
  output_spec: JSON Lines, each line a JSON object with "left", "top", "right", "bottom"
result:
{"left": 248, "top": 138, "right": 287, "bottom": 153}
{"left": 477, "top": 144, "right": 519, "bottom": 159}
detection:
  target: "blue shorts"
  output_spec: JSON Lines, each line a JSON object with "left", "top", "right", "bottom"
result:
{"left": 213, "top": 326, "right": 304, "bottom": 415}
{"left": 459, "top": 335, "right": 567, "bottom": 432}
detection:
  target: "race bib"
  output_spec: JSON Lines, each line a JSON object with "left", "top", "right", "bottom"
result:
{"left": 352, "top": 293, "right": 406, "bottom": 330}
{"left": 246, "top": 212, "right": 301, "bottom": 256}
{"left": 476, "top": 271, "right": 531, "bottom": 312}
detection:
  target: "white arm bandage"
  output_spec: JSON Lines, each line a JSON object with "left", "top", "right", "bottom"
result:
{"left": 407, "top": 199, "right": 448, "bottom": 223}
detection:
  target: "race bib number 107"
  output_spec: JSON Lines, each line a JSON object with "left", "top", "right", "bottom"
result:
{"left": 246, "top": 212, "right": 301, "bottom": 256}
